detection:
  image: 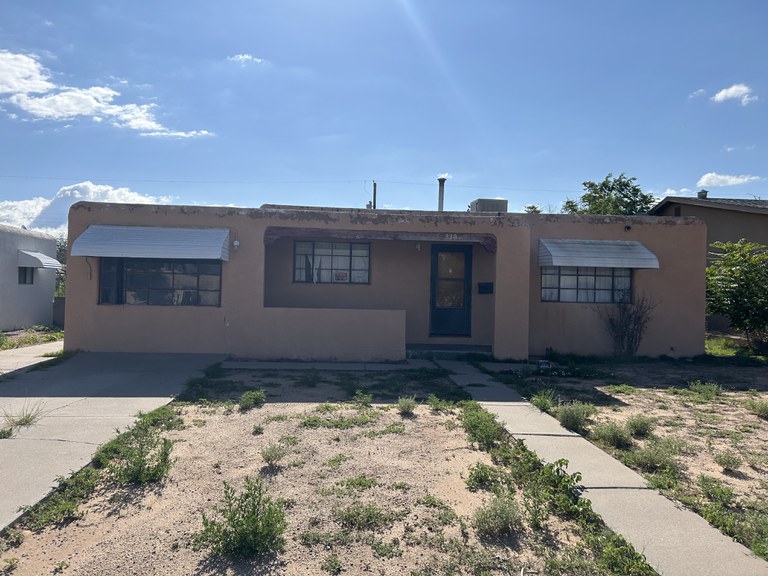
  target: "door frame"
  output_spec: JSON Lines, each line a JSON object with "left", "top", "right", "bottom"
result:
{"left": 429, "top": 244, "right": 472, "bottom": 337}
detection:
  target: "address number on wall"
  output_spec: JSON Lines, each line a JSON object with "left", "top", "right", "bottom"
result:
{"left": 444, "top": 233, "right": 459, "bottom": 240}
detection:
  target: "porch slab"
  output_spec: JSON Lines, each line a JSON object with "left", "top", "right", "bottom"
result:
{"left": 221, "top": 359, "right": 436, "bottom": 371}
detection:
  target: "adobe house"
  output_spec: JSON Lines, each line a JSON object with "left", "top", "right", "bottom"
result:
{"left": 0, "top": 224, "right": 62, "bottom": 331}
{"left": 65, "top": 200, "right": 706, "bottom": 361}
{"left": 650, "top": 190, "right": 768, "bottom": 249}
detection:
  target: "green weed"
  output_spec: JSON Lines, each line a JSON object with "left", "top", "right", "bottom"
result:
{"left": 324, "top": 454, "right": 351, "bottom": 469}
{"left": 591, "top": 422, "right": 633, "bottom": 450}
{"left": 396, "top": 396, "right": 417, "bottom": 416}
{"left": 472, "top": 494, "right": 522, "bottom": 539}
{"left": 194, "top": 477, "right": 286, "bottom": 559}
{"left": 19, "top": 468, "right": 101, "bottom": 531}
{"left": 714, "top": 450, "right": 742, "bottom": 473}
{"left": 530, "top": 388, "right": 558, "bottom": 412}
{"left": 626, "top": 414, "right": 656, "bottom": 438}
{"left": 332, "top": 502, "right": 405, "bottom": 531}
{"left": 261, "top": 444, "right": 288, "bottom": 468}
{"left": 465, "top": 462, "right": 501, "bottom": 492}
{"left": 746, "top": 398, "right": 768, "bottom": 420}
{"left": 554, "top": 402, "right": 596, "bottom": 434}
{"left": 461, "top": 402, "right": 505, "bottom": 450}
{"left": 238, "top": 390, "right": 266, "bottom": 411}
{"left": 320, "top": 554, "right": 343, "bottom": 575}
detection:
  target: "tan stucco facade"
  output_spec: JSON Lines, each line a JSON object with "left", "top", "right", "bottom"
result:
{"left": 65, "top": 202, "right": 706, "bottom": 360}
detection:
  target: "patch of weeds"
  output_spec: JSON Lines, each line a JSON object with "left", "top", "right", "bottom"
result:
{"left": 544, "top": 546, "right": 604, "bottom": 576}
{"left": 191, "top": 419, "right": 206, "bottom": 427}
{"left": 278, "top": 435, "right": 299, "bottom": 446}
{"left": 3, "top": 400, "right": 45, "bottom": 430}
{"left": 416, "top": 495, "right": 457, "bottom": 526}
{"left": 396, "top": 396, "right": 417, "bottom": 416}
{"left": 53, "top": 560, "right": 69, "bottom": 573}
{"left": 472, "top": 494, "right": 522, "bottom": 539}
{"left": 340, "top": 475, "right": 378, "bottom": 491}
{"left": 623, "top": 439, "right": 682, "bottom": 475}
{"left": 554, "top": 401, "right": 596, "bottom": 434}
{"left": 320, "top": 554, "right": 343, "bottom": 575}
{"left": 332, "top": 502, "right": 406, "bottom": 531}
{"left": 238, "top": 389, "right": 266, "bottom": 411}
{"left": 0, "top": 428, "right": 12, "bottom": 439}
{"left": 19, "top": 467, "right": 101, "bottom": 531}
{"left": 264, "top": 414, "right": 289, "bottom": 423}
{"left": 251, "top": 424, "right": 264, "bottom": 435}
{"left": 389, "top": 481, "right": 411, "bottom": 491}
{"left": 364, "top": 421, "right": 405, "bottom": 438}
{"left": 581, "top": 524, "right": 658, "bottom": 576}
{"left": 366, "top": 536, "right": 403, "bottom": 558}
{"left": 626, "top": 414, "right": 656, "bottom": 438}
{"left": 699, "top": 475, "right": 735, "bottom": 506}
{"left": 714, "top": 450, "right": 742, "bottom": 474}
{"left": 465, "top": 461, "right": 501, "bottom": 492}
{"left": 461, "top": 402, "right": 505, "bottom": 450}
{"left": 350, "top": 389, "right": 373, "bottom": 407}
{"left": 299, "top": 530, "right": 352, "bottom": 547}
{"left": 426, "top": 394, "right": 457, "bottom": 413}
{"left": 104, "top": 416, "right": 174, "bottom": 485}
{"left": 687, "top": 380, "right": 724, "bottom": 401}
{"left": 590, "top": 422, "right": 633, "bottom": 450}
{"left": 0, "top": 528, "right": 24, "bottom": 552}
{"left": 530, "top": 388, "right": 558, "bottom": 412}
{"left": 324, "top": 454, "right": 351, "bottom": 469}
{"left": 2, "top": 557, "right": 19, "bottom": 572}
{"left": 315, "top": 403, "right": 340, "bottom": 413}
{"left": 746, "top": 398, "right": 768, "bottom": 420}
{"left": 193, "top": 477, "right": 286, "bottom": 559}
{"left": 300, "top": 411, "right": 379, "bottom": 430}
{"left": 606, "top": 383, "right": 636, "bottom": 395}
{"left": 261, "top": 444, "right": 288, "bottom": 469}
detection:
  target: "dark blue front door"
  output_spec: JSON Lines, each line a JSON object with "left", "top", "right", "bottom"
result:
{"left": 429, "top": 244, "right": 472, "bottom": 337}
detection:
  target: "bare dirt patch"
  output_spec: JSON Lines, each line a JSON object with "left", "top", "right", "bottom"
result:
{"left": 1, "top": 369, "right": 611, "bottom": 576}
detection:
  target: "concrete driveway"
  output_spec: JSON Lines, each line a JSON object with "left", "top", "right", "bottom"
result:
{"left": 0, "top": 346, "right": 223, "bottom": 529}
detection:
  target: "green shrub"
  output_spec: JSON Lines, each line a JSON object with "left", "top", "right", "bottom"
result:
{"left": 624, "top": 440, "right": 681, "bottom": 475}
{"left": 332, "top": 502, "right": 403, "bottom": 531}
{"left": 194, "top": 477, "right": 286, "bottom": 559}
{"left": 426, "top": 394, "right": 457, "bottom": 413}
{"left": 239, "top": 390, "right": 266, "bottom": 411}
{"left": 396, "top": 396, "right": 417, "bottom": 416}
{"left": 351, "top": 389, "right": 373, "bottom": 407}
{"left": 321, "top": 554, "right": 343, "bottom": 574}
{"left": 19, "top": 467, "right": 101, "bottom": 531}
{"left": 590, "top": 422, "right": 632, "bottom": 450}
{"left": 465, "top": 462, "right": 501, "bottom": 492}
{"left": 554, "top": 402, "right": 596, "bottom": 434}
{"left": 340, "top": 475, "right": 378, "bottom": 491}
{"left": 687, "top": 380, "right": 723, "bottom": 400}
{"left": 714, "top": 450, "right": 742, "bottom": 473}
{"left": 252, "top": 424, "right": 264, "bottom": 435}
{"left": 699, "top": 475, "right": 735, "bottom": 506}
{"left": 472, "top": 494, "right": 522, "bottom": 539}
{"left": 106, "top": 419, "right": 174, "bottom": 485}
{"left": 0, "top": 428, "right": 12, "bottom": 439}
{"left": 746, "top": 398, "right": 768, "bottom": 420}
{"left": 530, "top": 389, "right": 557, "bottom": 412}
{"left": 261, "top": 444, "right": 288, "bottom": 468}
{"left": 461, "top": 403, "right": 505, "bottom": 450}
{"left": 626, "top": 414, "right": 655, "bottom": 438}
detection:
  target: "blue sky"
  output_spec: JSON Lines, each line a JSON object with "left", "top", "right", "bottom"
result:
{"left": 1, "top": 1, "right": 766, "bottom": 232}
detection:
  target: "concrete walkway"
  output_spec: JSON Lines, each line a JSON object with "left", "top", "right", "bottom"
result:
{"left": 0, "top": 341, "right": 64, "bottom": 376}
{"left": 0, "top": 349, "right": 222, "bottom": 530}
{"left": 438, "top": 361, "right": 768, "bottom": 576}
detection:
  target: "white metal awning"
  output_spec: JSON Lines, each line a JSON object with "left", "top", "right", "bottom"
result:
{"left": 538, "top": 239, "right": 659, "bottom": 269}
{"left": 71, "top": 225, "right": 230, "bottom": 261}
{"left": 18, "top": 250, "right": 63, "bottom": 269}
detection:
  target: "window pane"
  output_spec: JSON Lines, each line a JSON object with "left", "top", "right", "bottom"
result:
{"left": 199, "top": 262, "right": 221, "bottom": 275}
{"left": 541, "top": 266, "right": 558, "bottom": 275}
{"left": 173, "top": 262, "right": 198, "bottom": 275}
{"left": 332, "top": 242, "right": 350, "bottom": 252}
{"left": 436, "top": 280, "right": 464, "bottom": 308}
{"left": 561, "top": 275, "right": 577, "bottom": 289}
{"left": 149, "top": 271, "right": 172, "bottom": 289}
{"left": 577, "top": 291, "right": 595, "bottom": 302}
{"left": 315, "top": 242, "right": 332, "bottom": 256}
{"left": 438, "top": 252, "right": 465, "bottom": 279}
{"left": 595, "top": 290, "right": 613, "bottom": 303}
{"left": 561, "top": 266, "right": 577, "bottom": 275}
{"left": 614, "top": 268, "right": 631, "bottom": 277}
{"left": 148, "top": 290, "right": 174, "bottom": 306}
{"left": 199, "top": 291, "right": 221, "bottom": 306}
{"left": 351, "top": 270, "right": 369, "bottom": 283}
{"left": 351, "top": 256, "right": 368, "bottom": 270}
{"left": 615, "top": 276, "right": 631, "bottom": 289}
{"left": 172, "top": 290, "right": 196, "bottom": 305}
{"left": 332, "top": 255, "right": 350, "bottom": 269}
{"left": 542, "top": 274, "right": 559, "bottom": 288}
{"left": 541, "top": 288, "right": 558, "bottom": 301}
{"left": 173, "top": 273, "right": 198, "bottom": 290}
{"left": 560, "top": 289, "right": 577, "bottom": 302}
{"left": 578, "top": 275, "right": 595, "bottom": 289}
{"left": 351, "top": 244, "right": 369, "bottom": 256}
{"left": 578, "top": 267, "right": 595, "bottom": 275}
{"left": 125, "top": 270, "right": 148, "bottom": 289}
{"left": 199, "top": 274, "right": 220, "bottom": 291}
{"left": 125, "top": 290, "right": 147, "bottom": 304}
{"left": 317, "top": 268, "right": 332, "bottom": 283}
{"left": 596, "top": 268, "right": 613, "bottom": 276}
{"left": 596, "top": 276, "right": 613, "bottom": 289}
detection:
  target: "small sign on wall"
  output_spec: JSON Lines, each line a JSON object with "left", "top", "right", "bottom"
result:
{"left": 478, "top": 282, "right": 493, "bottom": 294}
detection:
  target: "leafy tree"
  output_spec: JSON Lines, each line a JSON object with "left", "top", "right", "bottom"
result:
{"left": 524, "top": 204, "right": 542, "bottom": 213}
{"left": 707, "top": 240, "right": 768, "bottom": 350}
{"left": 563, "top": 173, "right": 655, "bottom": 215}
{"left": 55, "top": 235, "right": 67, "bottom": 297}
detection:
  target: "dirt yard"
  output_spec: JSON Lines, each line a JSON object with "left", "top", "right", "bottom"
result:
{"left": 1, "top": 369, "right": 598, "bottom": 576}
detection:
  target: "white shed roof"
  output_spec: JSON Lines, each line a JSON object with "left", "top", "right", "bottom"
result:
{"left": 18, "top": 250, "right": 63, "bottom": 269}
{"left": 538, "top": 239, "right": 659, "bottom": 269}
{"left": 71, "top": 225, "right": 230, "bottom": 260}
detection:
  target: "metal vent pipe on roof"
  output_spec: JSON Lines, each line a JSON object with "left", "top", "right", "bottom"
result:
{"left": 437, "top": 176, "right": 446, "bottom": 211}
{"left": 697, "top": 189, "right": 708, "bottom": 199}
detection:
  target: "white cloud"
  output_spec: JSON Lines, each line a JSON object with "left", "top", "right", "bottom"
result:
{"left": 697, "top": 172, "right": 763, "bottom": 187}
{"left": 0, "top": 181, "right": 173, "bottom": 234}
{"left": 1, "top": 50, "right": 210, "bottom": 137}
{"left": 0, "top": 51, "right": 55, "bottom": 95}
{"left": 711, "top": 83, "right": 758, "bottom": 106}
{"left": 664, "top": 188, "right": 679, "bottom": 196}
{"left": 688, "top": 88, "right": 706, "bottom": 99}
{"left": 227, "top": 54, "right": 264, "bottom": 65}
{"left": 680, "top": 188, "right": 691, "bottom": 194}
{"left": 723, "top": 145, "right": 735, "bottom": 152}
